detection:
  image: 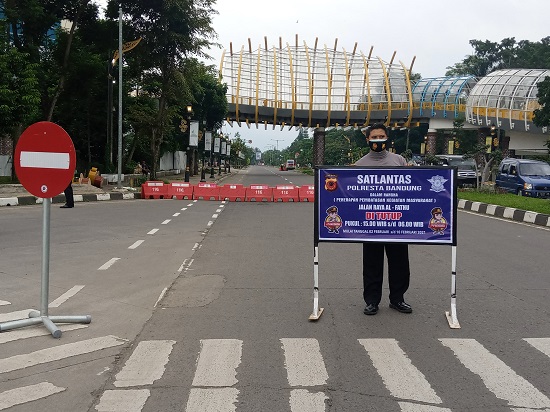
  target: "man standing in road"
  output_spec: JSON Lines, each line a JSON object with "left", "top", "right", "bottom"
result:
{"left": 354, "top": 123, "right": 412, "bottom": 315}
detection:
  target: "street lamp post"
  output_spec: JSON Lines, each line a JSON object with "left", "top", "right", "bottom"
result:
{"left": 184, "top": 105, "right": 193, "bottom": 182}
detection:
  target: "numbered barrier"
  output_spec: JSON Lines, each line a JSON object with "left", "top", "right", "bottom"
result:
{"left": 273, "top": 185, "right": 300, "bottom": 202}
{"left": 168, "top": 182, "right": 194, "bottom": 200}
{"left": 245, "top": 184, "right": 273, "bottom": 202}
{"left": 298, "top": 185, "right": 315, "bottom": 202}
{"left": 142, "top": 181, "right": 168, "bottom": 199}
{"left": 219, "top": 184, "right": 246, "bottom": 201}
{"left": 193, "top": 182, "right": 220, "bottom": 201}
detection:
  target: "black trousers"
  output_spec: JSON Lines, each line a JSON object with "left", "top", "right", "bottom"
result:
{"left": 362, "top": 243, "right": 410, "bottom": 305}
{"left": 63, "top": 183, "right": 74, "bottom": 207}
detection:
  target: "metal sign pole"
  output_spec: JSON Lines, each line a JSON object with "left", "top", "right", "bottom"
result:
{"left": 445, "top": 245, "right": 460, "bottom": 328}
{"left": 0, "top": 198, "right": 91, "bottom": 338}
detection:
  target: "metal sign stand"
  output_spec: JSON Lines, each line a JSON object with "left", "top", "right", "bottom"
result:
{"left": 308, "top": 243, "right": 324, "bottom": 320}
{"left": 0, "top": 199, "right": 91, "bottom": 338}
{"left": 445, "top": 246, "right": 460, "bottom": 328}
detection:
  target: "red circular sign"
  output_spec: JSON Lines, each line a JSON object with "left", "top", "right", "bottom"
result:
{"left": 15, "top": 122, "right": 76, "bottom": 198}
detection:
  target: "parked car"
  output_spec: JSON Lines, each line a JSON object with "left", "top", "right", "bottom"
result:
{"left": 435, "top": 155, "right": 479, "bottom": 187}
{"left": 495, "top": 158, "right": 550, "bottom": 198}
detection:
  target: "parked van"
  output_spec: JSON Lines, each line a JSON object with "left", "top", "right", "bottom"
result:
{"left": 495, "top": 158, "right": 550, "bottom": 198}
{"left": 285, "top": 159, "right": 296, "bottom": 170}
{"left": 435, "top": 155, "right": 479, "bottom": 187}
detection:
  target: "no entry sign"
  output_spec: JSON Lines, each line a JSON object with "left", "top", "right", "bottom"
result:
{"left": 15, "top": 122, "right": 76, "bottom": 198}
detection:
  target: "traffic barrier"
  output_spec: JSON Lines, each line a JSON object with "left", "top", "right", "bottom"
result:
{"left": 193, "top": 182, "right": 220, "bottom": 200}
{"left": 219, "top": 184, "right": 246, "bottom": 201}
{"left": 273, "top": 185, "right": 300, "bottom": 202}
{"left": 298, "top": 185, "right": 315, "bottom": 202}
{"left": 245, "top": 184, "right": 273, "bottom": 202}
{"left": 168, "top": 182, "right": 194, "bottom": 199}
{"left": 142, "top": 181, "right": 168, "bottom": 199}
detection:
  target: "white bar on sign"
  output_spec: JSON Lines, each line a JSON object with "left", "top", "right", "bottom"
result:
{"left": 0, "top": 335, "right": 126, "bottom": 373}
{"left": 358, "top": 339, "right": 442, "bottom": 404}
{"left": 0, "top": 382, "right": 65, "bottom": 411}
{"left": 440, "top": 338, "right": 550, "bottom": 409}
{"left": 185, "top": 388, "right": 238, "bottom": 412}
{"left": 192, "top": 339, "right": 242, "bottom": 387}
{"left": 114, "top": 340, "right": 176, "bottom": 387}
{"left": 95, "top": 389, "right": 150, "bottom": 412}
{"left": 290, "top": 389, "right": 328, "bottom": 412}
{"left": 19, "top": 151, "right": 70, "bottom": 169}
{"left": 281, "top": 338, "right": 328, "bottom": 387}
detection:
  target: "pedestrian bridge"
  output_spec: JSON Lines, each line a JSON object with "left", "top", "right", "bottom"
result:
{"left": 219, "top": 37, "right": 549, "bottom": 136}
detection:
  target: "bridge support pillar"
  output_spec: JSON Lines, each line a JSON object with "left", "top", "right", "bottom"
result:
{"left": 313, "top": 127, "right": 325, "bottom": 166}
{"left": 425, "top": 129, "right": 438, "bottom": 155}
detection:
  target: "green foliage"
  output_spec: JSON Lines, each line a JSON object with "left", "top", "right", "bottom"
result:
{"left": 533, "top": 76, "right": 550, "bottom": 129}
{"left": 446, "top": 36, "right": 550, "bottom": 77}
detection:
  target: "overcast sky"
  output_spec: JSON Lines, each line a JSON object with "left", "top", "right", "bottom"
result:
{"left": 98, "top": 0, "right": 550, "bottom": 152}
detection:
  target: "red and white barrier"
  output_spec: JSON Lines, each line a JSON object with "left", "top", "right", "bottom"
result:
{"left": 167, "top": 182, "right": 194, "bottom": 199}
{"left": 245, "top": 184, "right": 273, "bottom": 202}
{"left": 193, "top": 182, "right": 220, "bottom": 201}
{"left": 298, "top": 185, "right": 315, "bottom": 202}
{"left": 219, "top": 184, "right": 246, "bottom": 201}
{"left": 141, "top": 181, "right": 168, "bottom": 199}
{"left": 273, "top": 185, "right": 300, "bottom": 202}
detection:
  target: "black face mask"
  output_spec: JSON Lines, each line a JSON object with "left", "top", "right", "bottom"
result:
{"left": 368, "top": 139, "right": 387, "bottom": 152}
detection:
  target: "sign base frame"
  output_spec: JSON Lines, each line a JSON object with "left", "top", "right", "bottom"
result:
{"left": 0, "top": 199, "right": 91, "bottom": 338}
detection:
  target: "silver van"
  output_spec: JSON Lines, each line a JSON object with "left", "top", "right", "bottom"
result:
{"left": 495, "top": 158, "right": 550, "bottom": 198}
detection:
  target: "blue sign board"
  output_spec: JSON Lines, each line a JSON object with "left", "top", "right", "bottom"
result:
{"left": 316, "top": 166, "right": 457, "bottom": 245}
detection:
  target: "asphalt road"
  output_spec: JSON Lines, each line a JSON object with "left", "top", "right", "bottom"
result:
{"left": 1, "top": 165, "right": 549, "bottom": 412}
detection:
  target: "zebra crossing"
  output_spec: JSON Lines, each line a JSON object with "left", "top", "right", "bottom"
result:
{"left": 87, "top": 336, "right": 550, "bottom": 412}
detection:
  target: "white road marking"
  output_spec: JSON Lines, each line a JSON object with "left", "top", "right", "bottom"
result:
{"left": 398, "top": 402, "right": 452, "bottom": 412}
{"left": 0, "top": 310, "right": 34, "bottom": 323}
{"left": 216, "top": 209, "right": 222, "bottom": 212}
{"left": 0, "top": 301, "right": 10, "bottom": 306}
{"left": 154, "top": 288, "right": 168, "bottom": 308}
{"left": 181, "top": 207, "right": 188, "bottom": 211}
{"left": 440, "top": 338, "right": 550, "bottom": 410}
{"left": 0, "top": 324, "right": 88, "bottom": 345}
{"left": 0, "top": 382, "right": 65, "bottom": 411}
{"left": 187, "top": 203, "right": 194, "bottom": 206}
{"left": 128, "top": 240, "right": 144, "bottom": 250}
{"left": 173, "top": 212, "right": 180, "bottom": 217}
{"left": 207, "top": 221, "right": 213, "bottom": 227}
{"left": 290, "top": 389, "right": 328, "bottom": 412}
{"left": 98, "top": 258, "right": 120, "bottom": 271}
{"left": 49, "top": 285, "right": 85, "bottom": 308}
{"left": 147, "top": 228, "right": 159, "bottom": 235}
{"left": 161, "top": 219, "right": 171, "bottom": 225}
{"left": 95, "top": 389, "right": 150, "bottom": 412}
{"left": 192, "top": 243, "right": 200, "bottom": 250}
{"left": 281, "top": 338, "right": 328, "bottom": 387}
{"left": 525, "top": 338, "right": 550, "bottom": 357}
{"left": 221, "top": 201, "right": 226, "bottom": 204}
{"left": 114, "top": 340, "right": 176, "bottom": 387}
{"left": 192, "top": 339, "right": 242, "bottom": 387}
{"left": 0, "top": 335, "right": 126, "bottom": 373}
{"left": 359, "top": 339, "right": 442, "bottom": 404}
{"left": 97, "top": 367, "right": 110, "bottom": 376}
{"left": 185, "top": 388, "right": 238, "bottom": 412}
{"left": 177, "top": 259, "right": 193, "bottom": 273}
{"left": 212, "top": 213, "right": 219, "bottom": 219}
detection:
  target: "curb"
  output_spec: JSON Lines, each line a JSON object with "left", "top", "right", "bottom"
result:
{"left": 0, "top": 192, "right": 141, "bottom": 207}
{"left": 458, "top": 199, "right": 550, "bottom": 227}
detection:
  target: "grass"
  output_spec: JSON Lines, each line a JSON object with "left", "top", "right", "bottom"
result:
{"left": 458, "top": 189, "right": 550, "bottom": 215}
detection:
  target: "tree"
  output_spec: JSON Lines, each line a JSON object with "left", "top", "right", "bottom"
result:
{"left": 109, "top": 0, "right": 219, "bottom": 178}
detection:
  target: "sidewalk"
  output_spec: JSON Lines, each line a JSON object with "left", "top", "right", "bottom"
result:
{"left": 0, "top": 168, "right": 237, "bottom": 207}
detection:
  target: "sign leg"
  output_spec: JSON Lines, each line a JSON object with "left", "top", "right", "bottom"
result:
{"left": 309, "top": 245, "right": 324, "bottom": 321}
{"left": 445, "top": 246, "right": 461, "bottom": 328}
